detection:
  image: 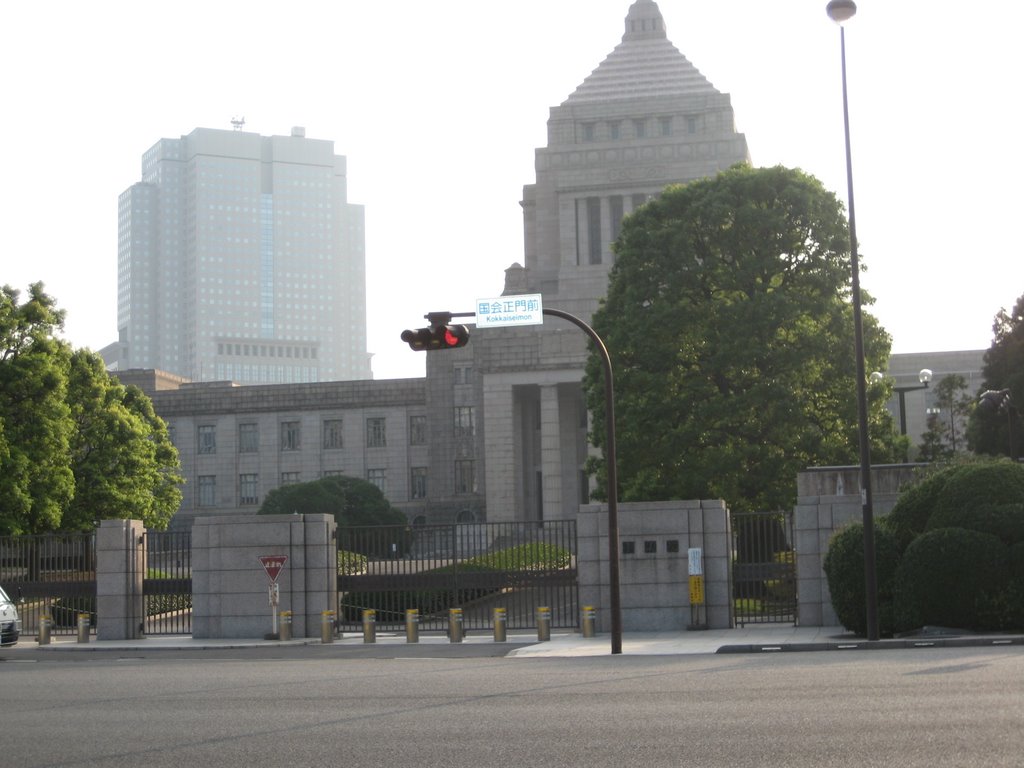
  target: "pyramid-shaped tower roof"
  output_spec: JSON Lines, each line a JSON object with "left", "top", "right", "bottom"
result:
{"left": 563, "top": 0, "right": 718, "bottom": 105}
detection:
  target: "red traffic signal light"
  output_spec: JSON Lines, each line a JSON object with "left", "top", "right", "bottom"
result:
{"left": 401, "top": 324, "right": 470, "bottom": 351}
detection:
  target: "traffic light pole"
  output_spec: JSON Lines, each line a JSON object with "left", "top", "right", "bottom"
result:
{"left": 404, "top": 306, "right": 623, "bottom": 654}
{"left": 542, "top": 308, "right": 622, "bottom": 655}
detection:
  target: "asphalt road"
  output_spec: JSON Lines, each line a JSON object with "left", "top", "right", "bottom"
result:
{"left": 2, "top": 645, "right": 1022, "bottom": 767}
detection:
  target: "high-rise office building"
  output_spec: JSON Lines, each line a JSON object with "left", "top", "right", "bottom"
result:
{"left": 109, "top": 126, "right": 371, "bottom": 384}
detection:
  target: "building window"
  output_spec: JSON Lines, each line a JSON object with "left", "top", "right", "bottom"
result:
{"left": 367, "top": 468, "right": 386, "bottom": 493}
{"left": 367, "top": 417, "right": 386, "bottom": 448}
{"left": 454, "top": 406, "right": 475, "bottom": 438}
{"left": 281, "top": 471, "right": 301, "bottom": 486}
{"left": 659, "top": 116, "right": 672, "bottom": 136}
{"left": 411, "top": 467, "right": 427, "bottom": 499}
{"left": 280, "top": 421, "right": 301, "bottom": 451}
{"left": 240, "top": 473, "right": 259, "bottom": 505}
{"left": 609, "top": 121, "right": 621, "bottom": 140}
{"left": 410, "top": 415, "right": 427, "bottom": 446}
{"left": 198, "top": 425, "right": 216, "bottom": 454}
{"left": 323, "top": 419, "right": 344, "bottom": 450}
{"left": 198, "top": 475, "right": 216, "bottom": 507}
{"left": 633, "top": 118, "right": 646, "bottom": 138}
{"left": 687, "top": 116, "right": 698, "bottom": 134}
{"left": 322, "top": 469, "right": 344, "bottom": 478}
{"left": 454, "top": 460, "right": 476, "bottom": 495}
{"left": 581, "top": 122, "right": 595, "bottom": 142}
{"left": 239, "top": 423, "right": 259, "bottom": 453}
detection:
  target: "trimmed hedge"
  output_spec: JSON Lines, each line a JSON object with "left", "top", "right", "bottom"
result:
{"left": 880, "top": 467, "right": 956, "bottom": 550}
{"left": 931, "top": 462, "right": 1024, "bottom": 521}
{"left": 829, "top": 459, "right": 1024, "bottom": 635}
{"left": 892, "top": 527, "right": 1008, "bottom": 632}
{"left": 925, "top": 502, "right": 1024, "bottom": 546}
{"left": 822, "top": 522, "right": 901, "bottom": 637}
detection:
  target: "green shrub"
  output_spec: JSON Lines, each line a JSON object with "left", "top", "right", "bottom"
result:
{"left": 823, "top": 522, "right": 901, "bottom": 637}
{"left": 927, "top": 462, "right": 1024, "bottom": 531}
{"left": 880, "top": 467, "right": 957, "bottom": 550}
{"left": 925, "top": 502, "right": 1024, "bottom": 546}
{"left": 892, "top": 527, "right": 1008, "bottom": 632}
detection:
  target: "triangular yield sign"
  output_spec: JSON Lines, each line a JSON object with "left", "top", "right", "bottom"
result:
{"left": 259, "top": 555, "right": 288, "bottom": 583}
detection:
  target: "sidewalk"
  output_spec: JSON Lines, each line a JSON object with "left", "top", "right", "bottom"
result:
{"left": 17, "top": 624, "right": 1024, "bottom": 656}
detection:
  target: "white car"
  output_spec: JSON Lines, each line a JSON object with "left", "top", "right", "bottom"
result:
{"left": 0, "top": 585, "right": 22, "bottom": 646}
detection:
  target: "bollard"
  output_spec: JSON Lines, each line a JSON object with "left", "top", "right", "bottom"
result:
{"left": 38, "top": 615, "right": 51, "bottom": 646}
{"left": 405, "top": 609, "right": 419, "bottom": 643}
{"left": 536, "top": 606, "right": 551, "bottom": 642}
{"left": 321, "top": 610, "right": 336, "bottom": 644}
{"left": 279, "top": 611, "right": 292, "bottom": 642}
{"left": 581, "top": 605, "right": 596, "bottom": 638}
{"left": 493, "top": 607, "right": 507, "bottom": 643}
{"left": 449, "top": 608, "right": 464, "bottom": 643}
{"left": 76, "top": 613, "right": 90, "bottom": 644}
{"left": 362, "top": 609, "right": 376, "bottom": 644}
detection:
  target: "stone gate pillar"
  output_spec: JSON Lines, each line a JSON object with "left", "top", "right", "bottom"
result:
{"left": 96, "top": 518, "right": 146, "bottom": 641}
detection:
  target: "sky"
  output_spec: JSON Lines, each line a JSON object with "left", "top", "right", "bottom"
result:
{"left": 2, "top": 1, "right": 1021, "bottom": 381}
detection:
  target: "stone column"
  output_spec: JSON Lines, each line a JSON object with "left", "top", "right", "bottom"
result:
{"left": 96, "top": 519, "right": 146, "bottom": 641}
{"left": 540, "top": 384, "right": 563, "bottom": 522}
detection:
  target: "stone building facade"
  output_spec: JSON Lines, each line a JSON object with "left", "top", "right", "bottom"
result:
{"left": 118, "top": 2, "right": 985, "bottom": 531}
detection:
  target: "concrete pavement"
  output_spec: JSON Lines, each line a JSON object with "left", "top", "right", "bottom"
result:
{"left": 11, "top": 624, "right": 1024, "bottom": 656}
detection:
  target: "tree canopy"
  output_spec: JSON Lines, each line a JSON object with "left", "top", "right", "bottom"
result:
{"left": 258, "top": 475, "right": 407, "bottom": 528}
{"left": 583, "top": 164, "right": 900, "bottom": 513}
{"left": 0, "top": 283, "right": 74, "bottom": 533}
{"left": 916, "top": 374, "right": 971, "bottom": 462}
{"left": 967, "top": 293, "right": 1024, "bottom": 458}
{"left": 0, "top": 283, "right": 182, "bottom": 534}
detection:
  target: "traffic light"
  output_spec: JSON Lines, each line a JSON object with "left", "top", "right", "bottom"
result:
{"left": 401, "top": 323, "right": 470, "bottom": 351}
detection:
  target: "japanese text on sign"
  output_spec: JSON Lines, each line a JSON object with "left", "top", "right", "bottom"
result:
{"left": 474, "top": 294, "right": 544, "bottom": 328}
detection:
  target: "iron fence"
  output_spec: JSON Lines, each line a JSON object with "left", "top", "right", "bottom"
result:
{"left": 338, "top": 520, "right": 578, "bottom": 632}
{"left": 143, "top": 530, "right": 192, "bottom": 635}
{"left": 731, "top": 510, "right": 797, "bottom": 626}
{"left": 0, "top": 532, "right": 97, "bottom": 637}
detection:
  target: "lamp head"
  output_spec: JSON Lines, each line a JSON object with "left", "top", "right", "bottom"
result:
{"left": 918, "top": 369, "right": 933, "bottom": 385}
{"left": 826, "top": 0, "right": 857, "bottom": 24}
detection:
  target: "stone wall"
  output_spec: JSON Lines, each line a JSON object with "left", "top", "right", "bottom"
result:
{"left": 578, "top": 500, "right": 732, "bottom": 631}
{"left": 794, "top": 465, "right": 922, "bottom": 626}
{"left": 191, "top": 514, "right": 337, "bottom": 639}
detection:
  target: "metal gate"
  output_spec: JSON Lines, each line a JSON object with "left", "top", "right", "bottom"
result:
{"left": 338, "top": 521, "right": 578, "bottom": 632}
{"left": 0, "top": 532, "right": 97, "bottom": 637}
{"left": 143, "top": 530, "right": 192, "bottom": 635}
{"left": 731, "top": 510, "right": 796, "bottom": 626}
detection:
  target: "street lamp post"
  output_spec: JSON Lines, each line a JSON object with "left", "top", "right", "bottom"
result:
{"left": 871, "top": 368, "right": 933, "bottom": 436}
{"left": 827, "top": 0, "right": 879, "bottom": 641}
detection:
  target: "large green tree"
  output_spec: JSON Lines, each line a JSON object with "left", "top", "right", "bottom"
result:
{"left": 968, "top": 293, "right": 1024, "bottom": 458}
{"left": 0, "top": 283, "right": 74, "bottom": 534}
{"left": 584, "top": 164, "right": 900, "bottom": 513}
{"left": 64, "top": 350, "right": 183, "bottom": 531}
{"left": 0, "top": 283, "right": 184, "bottom": 534}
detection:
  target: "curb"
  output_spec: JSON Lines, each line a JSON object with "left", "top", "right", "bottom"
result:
{"left": 716, "top": 636, "right": 1024, "bottom": 653}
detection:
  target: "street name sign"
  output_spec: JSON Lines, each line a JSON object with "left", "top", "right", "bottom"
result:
{"left": 474, "top": 294, "right": 543, "bottom": 328}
